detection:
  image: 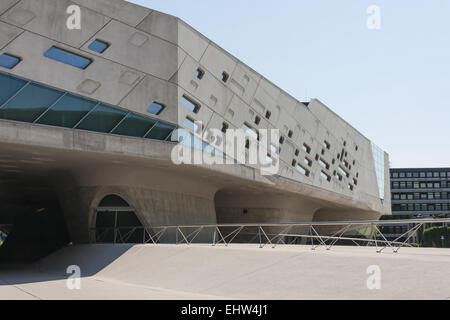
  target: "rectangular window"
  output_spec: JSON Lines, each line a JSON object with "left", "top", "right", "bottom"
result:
{"left": 319, "top": 158, "right": 330, "bottom": 170}
{"left": 323, "top": 141, "right": 331, "bottom": 150}
{"left": 304, "top": 157, "right": 312, "bottom": 167}
{"left": 184, "top": 117, "right": 199, "bottom": 133}
{"left": 338, "top": 166, "right": 349, "bottom": 178}
{"left": 180, "top": 95, "right": 200, "bottom": 113}
{"left": 321, "top": 171, "right": 331, "bottom": 182}
{"left": 147, "top": 102, "right": 165, "bottom": 115}
{"left": 296, "top": 164, "right": 310, "bottom": 177}
{"left": 44, "top": 47, "right": 92, "bottom": 69}
{"left": 242, "top": 122, "right": 259, "bottom": 141}
{"left": 0, "top": 53, "right": 21, "bottom": 69}
{"left": 302, "top": 143, "right": 311, "bottom": 154}
{"left": 88, "top": 40, "right": 110, "bottom": 53}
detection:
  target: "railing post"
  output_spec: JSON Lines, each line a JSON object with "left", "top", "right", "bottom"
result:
{"left": 212, "top": 228, "right": 216, "bottom": 246}
{"left": 258, "top": 227, "right": 262, "bottom": 248}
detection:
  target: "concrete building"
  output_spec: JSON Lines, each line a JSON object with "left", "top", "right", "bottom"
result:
{"left": 0, "top": 0, "right": 390, "bottom": 258}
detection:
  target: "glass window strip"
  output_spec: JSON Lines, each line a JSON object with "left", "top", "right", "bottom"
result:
{"left": 73, "top": 102, "right": 100, "bottom": 129}
{"left": 0, "top": 71, "right": 178, "bottom": 142}
{"left": 0, "top": 81, "right": 31, "bottom": 109}
{"left": 33, "top": 92, "right": 68, "bottom": 123}
{"left": 109, "top": 111, "right": 130, "bottom": 133}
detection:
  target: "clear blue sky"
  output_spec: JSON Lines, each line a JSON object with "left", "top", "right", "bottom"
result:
{"left": 130, "top": 0, "right": 450, "bottom": 169}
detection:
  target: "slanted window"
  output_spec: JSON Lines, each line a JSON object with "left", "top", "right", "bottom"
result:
{"left": 146, "top": 122, "right": 176, "bottom": 140}
{"left": 254, "top": 116, "right": 261, "bottom": 125}
{"left": 221, "top": 72, "right": 229, "bottom": 83}
{"left": 221, "top": 122, "right": 229, "bottom": 133}
{"left": 295, "top": 149, "right": 300, "bottom": 156}
{"left": 0, "top": 73, "right": 27, "bottom": 105}
{"left": 242, "top": 122, "right": 259, "bottom": 141}
{"left": 319, "top": 158, "right": 330, "bottom": 170}
{"left": 181, "top": 95, "right": 200, "bottom": 113}
{"left": 304, "top": 157, "right": 312, "bottom": 167}
{"left": 321, "top": 171, "right": 331, "bottom": 182}
{"left": 0, "top": 83, "right": 64, "bottom": 122}
{"left": 44, "top": 46, "right": 92, "bottom": 69}
{"left": 265, "top": 110, "right": 272, "bottom": 119}
{"left": 37, "top": 93, "right": 97, "bottom": 128}
{"left": 76, "top": 104, "right": 127, "bottom": 133}
{"left": 0, "top": 53, "right": 21, "bottom": 69}
{"left": 112, "top": 113, "right": 157, "bottom": 138}
{"left": 88, "top": 40, "right": 110, "bottom": 53}
{"left": 302, "top": 143, "right": 311, "bottom": 154}
{"left": 196, "top": 68, "right": 205, "bottom": 80}
{"left": 147, "top": 102, "right": 165, "bottom": 115}
{"left": 296, "top": 164, "right": 310, "bottom": 177}
{"left": 323, "top": 140, "right": 331, "bottom": 150}
{"left": 184, "top": 117, "right": 200, "bottom": 133}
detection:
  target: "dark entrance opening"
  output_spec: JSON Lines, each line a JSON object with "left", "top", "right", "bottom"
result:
{"left": 0, "top": 185, "right": 71, "bottom": 264}
{"left": 94, "top": 195, "right": 144, "bottom": 244}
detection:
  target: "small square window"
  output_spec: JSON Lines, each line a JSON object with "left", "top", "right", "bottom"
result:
{"left": 88, "top": 40, "right": 110, "bottom": 53}
{"left": 196, "top": 68, "right": 205, "bottom": 80}
{"left": 288, "top": 130, "right": 293, "bottom": 138}
{"left": 147, "top": 102, "right": 165, "bottom": 115}
{"left": 265, "top": 110, "right": 272, "bottom": 119}
{"left": 221, "top": 72, "right": 229, "bottom": 82}
{"left": 0, "top": 53, "right": 21, "bottom": 69}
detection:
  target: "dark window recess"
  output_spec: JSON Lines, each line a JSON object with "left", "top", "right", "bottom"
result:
{"left": 279, "top": 136, "right": 285, "bottom": 144}
{"left": 0, "top": 53, "right": 21, "bottom": 69}
{"left": 44, "top": 46, "right": 92, "bottom": 69}
{"left": 295, "top": 149, "right": 300, "bottom": 156}
{"left": 288, "top": 130, "right": 293, "bottom": 138}
{"left": 196, "top": 68, "right": 205, "bottom": 79}
{"left": 147, "top": 102, "right": 165, "bottom": 115}
{"left": 221, "top": 122, "right": 229, "bottom": 133}
{"left": 255, "top": 116, "right": 261, "bottom": 125}
{"left": 88, "top": 40, "right": 110, "bottom": 53}
{"left": 265, "top": 110, "right": 272, "bottom": 119}
{"left": 221, "top": 72, "right": 229, "bottom": 82}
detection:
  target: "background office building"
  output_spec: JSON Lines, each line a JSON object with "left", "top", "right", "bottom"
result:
{"left": 0, "top": 0, "right": 390, "bottom": 260}
{"left": 383, "top": 168, "right": 450, "bottom": 242}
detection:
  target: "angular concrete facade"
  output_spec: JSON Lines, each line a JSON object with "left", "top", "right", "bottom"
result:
{"left": 0, "top": 0, "right": 391, "bottom": 244}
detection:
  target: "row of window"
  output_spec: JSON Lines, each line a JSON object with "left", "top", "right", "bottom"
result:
{"left": 0, "top": 39, "right": 111, "bottom": 72}
{"left": 393, "top": 203, "right": 450, "bottom": 212}
{"left": 0, "top": 72, "right": 176, "bottom": 141}
{"left": 391, "top": 171, "right": 450, "bottom": 179}
{"left": 392, "top": 181, "right": 448, "bottom": 189}
{"left": 393, "top": 192, "right": 450, "bottom": 201}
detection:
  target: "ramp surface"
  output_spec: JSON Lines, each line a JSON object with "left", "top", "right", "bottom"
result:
{"left": 1, "top": 244, "right": 450, "bottom": 300}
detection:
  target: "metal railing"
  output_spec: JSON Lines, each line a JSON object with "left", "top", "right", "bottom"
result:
{"left": 90, "top": 218, "right": 450, "bottom": 254}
